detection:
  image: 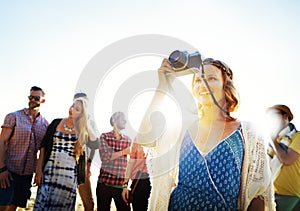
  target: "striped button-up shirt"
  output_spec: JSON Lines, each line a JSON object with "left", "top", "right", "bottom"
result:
{"left": 1, "top": 108, "right": 48, "bottom": 175}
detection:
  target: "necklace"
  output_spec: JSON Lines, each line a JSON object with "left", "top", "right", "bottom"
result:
{"left": 64, "top": 123, "right": 75, "bottom": 132}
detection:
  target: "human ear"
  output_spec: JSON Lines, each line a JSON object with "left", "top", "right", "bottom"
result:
{"left": 283, "top": 114, "right": 289, "bottom": 122}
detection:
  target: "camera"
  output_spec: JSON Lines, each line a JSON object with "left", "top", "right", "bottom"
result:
{"left": 168, "top": 50, "right": 202, "bottom": 76}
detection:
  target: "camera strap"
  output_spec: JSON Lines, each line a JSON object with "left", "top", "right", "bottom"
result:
{"left": 200, "top": 63, "right": 231, "bottom": 118}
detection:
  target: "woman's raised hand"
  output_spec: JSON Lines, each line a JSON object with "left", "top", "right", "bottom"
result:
{"left": 157, "top": 58, "right": 176, "bottom": 91}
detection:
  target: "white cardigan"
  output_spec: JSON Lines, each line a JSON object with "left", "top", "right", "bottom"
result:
{"left": 146, "top": 121, "right": 276, "bottom": 211}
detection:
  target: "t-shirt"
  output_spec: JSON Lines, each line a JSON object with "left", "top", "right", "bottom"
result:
{"left": 274, "top": 132, "right": 300, "bottom": 197}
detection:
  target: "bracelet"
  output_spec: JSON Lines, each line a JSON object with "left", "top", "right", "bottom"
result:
{"left": 0, "top": 166, "right": 7, "bottom": 173}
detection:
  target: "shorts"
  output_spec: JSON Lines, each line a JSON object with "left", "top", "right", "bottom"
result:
{"left": 0, "top": 172, "right": 33, "bottom": 207}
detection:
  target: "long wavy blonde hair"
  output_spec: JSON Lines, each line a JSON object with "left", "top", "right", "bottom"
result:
{"left": 73, "top": 97, "right": 89, "bottom": 161}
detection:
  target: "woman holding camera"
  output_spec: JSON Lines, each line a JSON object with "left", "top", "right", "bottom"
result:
{"left": 137, "top": 56, "right": 275, "bottom": 210}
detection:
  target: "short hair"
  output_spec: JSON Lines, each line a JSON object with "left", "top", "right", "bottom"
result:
{"left": 73, "top": 92, "right": 88, "bottom": 100}
{"left": 267, "top": 104, "right": 294, "bottom": 121}
{"left": 110, "top": 111, "right": 125, "bottom": 126}
{"left": 30, "top": 86, "right": 45, "bottom": 96}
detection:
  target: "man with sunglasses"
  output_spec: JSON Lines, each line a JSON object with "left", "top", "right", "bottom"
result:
{"left": 0, "top": 86, "right": 49, "bottom": 211}
{"left": 267, "top": 105, "right": 300, "bottom": 211}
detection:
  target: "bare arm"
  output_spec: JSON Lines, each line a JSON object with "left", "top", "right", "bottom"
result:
{"left": 122, "top": 159, "right": 135, "bottom": 204}
{"left": 247, "top": 197, "right": 264, "bottom": 211}
{"left": 0, "top": 127, "right": 13, "bottom": 188}
{"left": 34, "top": 148, "right": 45, "bottom": 186}
{"left": 136, "top": 58, "right": 175, "bottom": 146}
{"left": 272, "top": 140, "right": 300, "bottom": 165}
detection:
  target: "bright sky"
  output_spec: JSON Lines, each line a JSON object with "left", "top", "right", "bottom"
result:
{"left": 1, "top": 0, "right": 300, "bottom": 139}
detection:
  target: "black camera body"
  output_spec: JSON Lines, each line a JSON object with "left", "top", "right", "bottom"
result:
{"left": 168, "top": 50, "right": 202, "bottom": 76}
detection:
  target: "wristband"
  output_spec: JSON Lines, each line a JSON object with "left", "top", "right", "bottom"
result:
{"left": 0, "top": 166, "right": 7, "bottom": 173}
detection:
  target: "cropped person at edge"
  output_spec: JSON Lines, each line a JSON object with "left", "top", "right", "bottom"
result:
{"left": 0, "top": 86, "right": 48, "bottom": 211}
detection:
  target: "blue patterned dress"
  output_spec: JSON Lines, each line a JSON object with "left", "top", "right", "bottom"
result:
{"left": 34, "top": 131, "right": 77, "bottom": 211}
{"left": 169, "top": 126, "right": 244, "bottom": 211}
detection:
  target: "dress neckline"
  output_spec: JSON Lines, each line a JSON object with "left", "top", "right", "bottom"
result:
{"left": 187, "top": 124, "right": 242, "bottom": 157}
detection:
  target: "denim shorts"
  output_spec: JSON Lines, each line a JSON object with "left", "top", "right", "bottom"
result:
{"left": 0, "top": 172, "right": 33, "bottom": 207}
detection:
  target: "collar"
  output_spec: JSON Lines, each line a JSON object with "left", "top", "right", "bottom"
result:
{"left": 23, "top": 108, "right": 41, "bottom": 118}
{"left": 110, "top": 130, "right": 123, "bottom": 139}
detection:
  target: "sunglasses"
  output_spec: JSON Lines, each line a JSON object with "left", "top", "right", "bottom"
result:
{"left": 203, "top": 58, "right": 233, "bottom": 80}
{"left": 28, "top": 95, "right": 42, "bottom": 101}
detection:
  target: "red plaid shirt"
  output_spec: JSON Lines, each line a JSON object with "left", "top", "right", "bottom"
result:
{"left": 98, "top": 131, "right": 131, "bottom": 187}
{"left": 1, "top": 108, "right": 48, "bottom": 175}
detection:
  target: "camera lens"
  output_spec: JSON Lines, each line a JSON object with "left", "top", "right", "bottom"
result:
{"left": 169, "top": 50, "right": 181, "bottom": 63}
{"left": 169, "top": 50, "right": 188, "bottom": 70}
